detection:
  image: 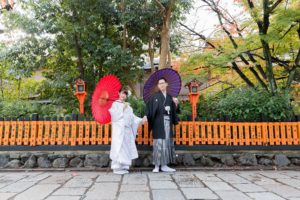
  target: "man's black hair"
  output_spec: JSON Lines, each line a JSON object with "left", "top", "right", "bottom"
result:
{"left": 157, "top": 77, "right": 167, "bottom": 84}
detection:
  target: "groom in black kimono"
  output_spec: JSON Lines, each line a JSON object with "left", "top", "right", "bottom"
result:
{"left": 144, "top": 77, "right": 179, "bottom": 172}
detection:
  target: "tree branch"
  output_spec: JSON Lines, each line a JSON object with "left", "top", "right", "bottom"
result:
{"left": 154, "top": 0, "right": 165, "bottom": 12}
{"left": 200, "top": 80, "right": 236, "bottom": 92}
{"left": 286, "top": 24, "right": 300, "bottom": 88}
{"left": 179, "top": 22, "right": 217, "bottom": 49}
{"left": 246, "top": 0, "right": 255, "bottom": 9}
{"left": 181, "top": 3, "right": 255, "bottom": 88}
{"left": 270, "top": 0, "right": 283, "bottom": 12}
{"left": 202, "top": 0, "right": 269, "bottom": 88}
{"left": 251, "top": 53, "right": 291, "bottom": 69}
{"left": 279, "top": 23, "right": 297, "bottom": 40}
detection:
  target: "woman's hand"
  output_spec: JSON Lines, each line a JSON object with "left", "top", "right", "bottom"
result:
{"left": 123, "top": 102, "right": 129, "bottom": 111}
{"left": 142, "top": 116, "right": 148, "bottom": 124}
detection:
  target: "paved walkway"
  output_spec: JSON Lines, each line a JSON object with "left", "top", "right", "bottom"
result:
{"left": 0, "top": 170, "right": 300, "bottom": 200}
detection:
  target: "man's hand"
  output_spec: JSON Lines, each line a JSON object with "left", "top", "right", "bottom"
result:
{"left": 173, "top": 97, "right": 179, "bottom": 107}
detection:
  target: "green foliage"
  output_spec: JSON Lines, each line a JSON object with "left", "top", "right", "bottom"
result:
{"left": 127, "top": 96, "right": 145, "bottom": 117}
{"left": 0, "top": 100, "right": 63, "bottom": 118}
{"left": 178, "top": 102, "right": 192, "bottom": 121}
{"left": 197, "top": 95, "right": 219, "bottom": 120}
{"left": 0, "top": 0, "right": 194, "bottom": 118}
{"left": 180, "top": 0, "right": 299, "bottom": 97}
{"left": 0, "top": 76, "right": 45, "bottom": 100}
{"left": 215, "top": 88, "right": 293, "bottom": 121}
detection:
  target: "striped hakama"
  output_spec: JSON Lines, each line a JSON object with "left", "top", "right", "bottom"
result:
{"left": 153, "top": 116, "right": 176, "bottom": 166}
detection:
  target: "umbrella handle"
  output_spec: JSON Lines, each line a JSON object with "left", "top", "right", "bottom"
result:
{"left": 99, "top": 98, "right": 124, "bottom": 103}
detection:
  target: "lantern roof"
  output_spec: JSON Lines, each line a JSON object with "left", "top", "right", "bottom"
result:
{"left": 184, "top": 79, "right": 203, "bottom": 88}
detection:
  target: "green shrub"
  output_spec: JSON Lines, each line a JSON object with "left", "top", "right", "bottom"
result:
{"left": 127, "top": 96, "right": 145, "bottom": 117}
{"left": 0, "top": 100, "right": 63, "bottom": 118}
{"left": 197, "top": 95, "right": 219, "bottom": 120}
{"left": 178, "top": 102, "right": 192, "bottom": 121}
{"left": 215, "top": 88, "right": 293, "bottom": 121}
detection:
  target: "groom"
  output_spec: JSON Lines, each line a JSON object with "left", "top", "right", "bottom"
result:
{"left": 144, "top": 77, "right": 179, "bottom": 172}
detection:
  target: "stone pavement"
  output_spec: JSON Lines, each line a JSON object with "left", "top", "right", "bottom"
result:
{"left": 0, "top": 170, "right": 300, "bottom": 200}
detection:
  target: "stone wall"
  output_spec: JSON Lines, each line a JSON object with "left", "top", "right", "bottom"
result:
{"left": 0, "top": 151, "right": 300, "bottom": 169}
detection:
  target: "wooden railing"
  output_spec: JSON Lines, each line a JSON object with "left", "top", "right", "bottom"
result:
{"left": 0, "top": 120, "right": 299, "bottom": 146}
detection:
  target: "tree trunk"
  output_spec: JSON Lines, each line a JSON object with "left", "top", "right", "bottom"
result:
{"left": 159, "top": 20, "right": 170, "bottom": 69}
{"left": 286, "top": 64, "right": 299, "bottom": 88}
{"left": 148, "top": 39, "right": 155, "bottom": 73}
{"left": 247, "top": 0, "right": 279, "bottom": 94}
{"left": 286, "top": 25, "right": 300, "bottom": 88}
{"left": 261, "top": 39, "right": 277, "bottom": 93}
{"left": 167, "top": 50, "right": 172, "bottom": 68}
{"left": 157, "top": 0, "right": 174, "bottom": 69}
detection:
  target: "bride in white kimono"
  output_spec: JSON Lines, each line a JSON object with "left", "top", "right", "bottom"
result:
{"left": 109, "top": 89, "right": 145, "bottom": 174}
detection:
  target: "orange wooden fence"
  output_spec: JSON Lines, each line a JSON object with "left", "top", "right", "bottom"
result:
{"left": 0, "top": 120, "right": 299, "bottom": 146}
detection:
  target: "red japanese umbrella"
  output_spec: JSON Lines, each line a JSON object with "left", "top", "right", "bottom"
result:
{"left": 91, "top": 75, "right": 122, "bottom": 124}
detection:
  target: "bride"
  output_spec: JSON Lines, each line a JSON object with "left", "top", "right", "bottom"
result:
{"left": 109, "top": 88, "right": 146, "bottom": 174}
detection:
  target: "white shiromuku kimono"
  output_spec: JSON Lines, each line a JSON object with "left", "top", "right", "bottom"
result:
{"left": 109, "top": 100, "right": 142, "bottom": 170}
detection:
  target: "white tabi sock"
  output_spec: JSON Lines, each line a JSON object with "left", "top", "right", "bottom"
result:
{"left": 152, "top": 165, "right": 159, "bottom": 173}
{"left": 161, "top": 165, "right": 176, "bottom": 172}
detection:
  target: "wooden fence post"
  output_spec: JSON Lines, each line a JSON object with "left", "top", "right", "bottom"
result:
{"left": 10, "top": 117, "right": 17, "bottom": 145}
{"left": 219, "top": 122, "right": 225, "bottom": 145}
{"left": 57, "top": 117, "right": 64, "bottom": 145}
{"left": 143, "top": 123, "right": 149, "bottom": 145}
{"left": 50, "top": 116, "right": 57, "bottom": 145}
{"left": 3, "top": 117, "right": 10, "bottom": 145}
{"left": 194, "top": 122, "right": 200, "bottom": 145}
{"left": 84, "top": 117, "right": 91, "bottom": 145}
{"left": 29, "top": 114, "right": 38, "bottom": 146}
{"left": 44, "top": 117, "right": 51, "bottom": 145}
{"left": 0, "top": 117, "right": 3, "bottom": 145}
{"left": 297, "top": 115, "right": 300, "bottom": 144}
{"left": 90, "top": 120, "right": 97, "bottom": 145}
{"left": 63, "top": 116, "right": 71, "bottom": 145}
{"left": 70, "top": 114, "right": 78, "bottom": 146}
{"left": 175, "top": 123, "right": 180, "bottom": 145}
{"left": 16, "top": 118, "right": 24, "bottom": 145}
{"left": 104, "top": 124, "right": 110, "bottom": 144}
{"left": 97, "top": 124, "right": 103, "bottom": 144}
{"left": 188, "top": 121, "right": 194, "bottom": 146}
{"left": 77, "top": 116, "right": 84, "bottom": 145}
{"left": 37, "top": 116, "right": 44, "bottom": 145}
